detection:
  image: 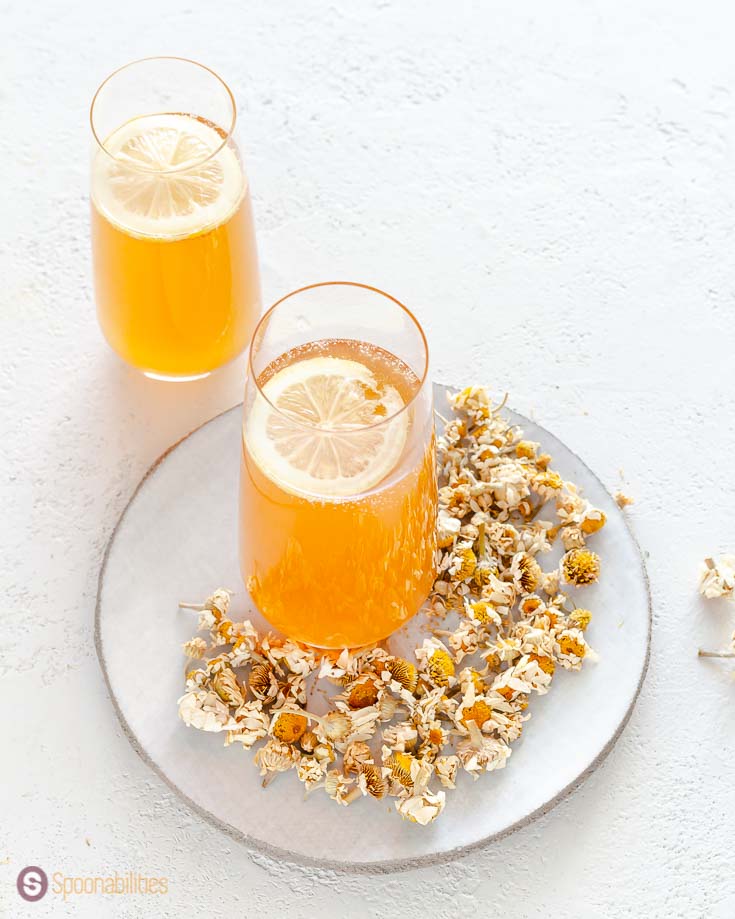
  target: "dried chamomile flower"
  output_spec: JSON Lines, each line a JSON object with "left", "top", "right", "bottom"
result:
{"left": 568, "top": 608, "right": 592, "bottom": 630}
{"left": 511, "top": 655, "right": 554, "bottom": 694}
{"left": 249, "top": 663, "right": 279, "bottom": 703}
{"left": 487, "top": 635, "right": 522, "bottom": 665}
{"left": 436, "top": 508, "right": 461, "bottom": 548}
{"left": 212, "top": 668, "right": 245, "bottom": 707}
{"left": 481, "top": 573, "right": 517, "bottom": 607}
{"left": 262, "top": 636, "right": 318, "bottom": 676}
{"left": 580, "top": 508, "right": 606, "bottom": 535}
{"left": 279, "top": 672, "right": 307, "bottom": 706}
{"left": 443, "top": 617, "right": 484, "bottom": 663}
{"left": 515, "top": 439, "right": 538, "bottom": 459}
{"left": 415, "top": 638, "right": 456, "bottom": 687}
{"left": 554, "top": 628, "right": 595, "bottom": 671}
{"left": 519, "top": 521, "right": 554, "bottom": 555}
{"left": 344, "top": 706, "right": 381, "bottom": 744}
{"left": 384, "top": 750, "right": 415, "bottom": 789}
{"left": 184, "top": 668, "right": 208, "bottom": 691}
{"left": 357, "top": 762, "right": 387, "bottom": 799}
{"left": 414, "top": 685, "right": 455, "bottom": 726}
{"left": 542, "top": 568, "right": 561, "bottom": 597}
{"left": 615, "top": 491, "right": 634, "bottom": 509}
{"left": 465, "top": 598, "right": 501, "bottom": 627}
{"left": 417, "top": 720, "right": 448, "bottom": 754}
{"left": 270, "top": 711, "right": 308, "bottom": 744}
{"left": 382, "top": 720, "right": 418, "bottom": 753}
{"left": 555, "top": 487, "right": 587, "bottom": 525}
{"left": 450, "top": 385, "right": 493, "bottom": 419}
{"left": 342, "top": 741, "right": 374, "bottom": 775}
{"left": 313, "top": 741, "right": 336, "bottom": 766}
{"left": 299, "top": 730, "right": 318, "bottom": 754}
{"left": 182, "top": 636, "right": 208, "bottom": 660}
{"left": 527, "top": 652, "right": 556, "bottom": 676}
{"left": 449, "top": 543, "right": 477, "bottom": 581}
{"left": 228, "top": 630, "right": 259, "bottom": 667}
{"left": 489, "top": 668, "right": 529, "bottom": 702}
{"left": 209, "top": 618, "right": 237, "bottom": 646}
{"left": 178, "top": 689, "right": 237, "bottom": 733}
{"left": 324, "top": 770, "right": 357, "bottom": 805}
{"left": 375, "top": 692, "right": 400, "bottom": 722}
{"left": 698, "top": 555, "right": 735, "bottom": 600}
{"left": 225, "top": 702, "right": 269, "bottom": 749}
{"left": 434, "top": 755, "right": 460, "bottom": 789}
{"left": 296, "top": 756, "right": 326, "bottom": 791}
{"left": 179, "top": 588, "right": 231, "bottom": 629}
{"left": 254, "top": 739, "right": 299, "bottom": 780}
{"left": 518, "top": 594, "right": 544, "bottom": 617}
{"left": 509, "top": 552, "right": 542, "bottom": 594}
{"left": 318, "top": 648, "right": 354, "bottom": 681}
{"left": 317, "top": 711, "right": 353, "bottom": 744}
{"left": 457, "top": 723, "right": 511, "bottom": 778}
{"left": 342, "top": 675, "right": 380, "bottom": 709}
{"left": 457, "top": 694, "right": 494, "bottom": 732}
{"left": 562, "top": 548, "right": 601, "bottom": 586}
{"left": 560, "top": 525, "right": 586, "bottom": 551}
{"left": 458, "top": 667, "right": 487, "bottom": 695}
{"left": 483, "top": 521, "right": 521, "bottom": 556}
{"left": 202, "top": 653, "right": 231, "bottom": 676}
{"left": 533, "top": 470, "right": 564, "bottom": 500}
{"left": 382, "top": 657, "right": 419, "bottom": 694}
{"left": 395, "top": 789, "right": 446, "bottom": 825}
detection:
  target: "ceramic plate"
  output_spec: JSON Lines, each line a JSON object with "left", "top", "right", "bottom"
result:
{"left": 95, "top": 384, "right": 650, "bottom": 873}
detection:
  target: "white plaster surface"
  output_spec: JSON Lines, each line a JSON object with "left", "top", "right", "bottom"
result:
{"left": 2, "top": 0, "right": 735, "bottom": 915}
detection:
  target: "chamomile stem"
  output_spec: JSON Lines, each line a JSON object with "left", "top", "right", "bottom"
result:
{"left": 698, "top": 649, "right": 735, "bottom": 659}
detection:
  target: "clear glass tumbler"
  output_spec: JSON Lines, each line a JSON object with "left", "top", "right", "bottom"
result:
{"left": 90, "top": 57, "right": 261, "bottom": 380}
{"left": 239, "top": 282, "right": 437, "bottom": 649}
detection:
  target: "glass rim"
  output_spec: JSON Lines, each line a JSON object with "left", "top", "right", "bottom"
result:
{"left": 248, "top": 281, "right": 431, "bottom": 433}
{"left": 89, "top": 56, "right": 237, "bottom": 176}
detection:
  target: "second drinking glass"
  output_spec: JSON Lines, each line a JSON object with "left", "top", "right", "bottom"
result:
{"left": 240, "top": 282, "right": 437, "bottom": 649}
{"left": 90, "top": 57, "right": 261, "bottom": 380}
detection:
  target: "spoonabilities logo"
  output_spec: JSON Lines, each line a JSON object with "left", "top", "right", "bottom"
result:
{"left": 17, "top": 866, "right": 48, "bottom": 902}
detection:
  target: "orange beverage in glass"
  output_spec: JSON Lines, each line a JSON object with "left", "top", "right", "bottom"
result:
{"left": 240, "top": 283, "right": 437, "bottom": 649}
{"left": 90, "top": 58, "right": 260, "bottom": 380}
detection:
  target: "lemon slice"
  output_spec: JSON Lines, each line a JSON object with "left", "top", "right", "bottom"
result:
{"left": 245, "top": 356, "right": 409, "bottom": 498}
{"left": 91, "top": 113, "right": 244, "bottom": 239}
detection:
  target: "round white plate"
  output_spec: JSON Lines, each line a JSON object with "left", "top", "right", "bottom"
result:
{"left": 95, "top": 384, "right": 650, "bottom": 873}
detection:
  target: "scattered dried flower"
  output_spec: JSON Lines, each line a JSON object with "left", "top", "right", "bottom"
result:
{"left": 562, "top": 548, "right": 601, "bottom": 586}
{"left": 182, "top": 636, "right": 208, "bottom": 660}
{"left": 614, "top": 492, "right": 634, "bottom": 509}
{"left": 270, "top": 711, "right": 308, "bottom": 744}
{"left": 395, "top": 789, "right": 446, "bottom": 825}
{"left": 698, "top": 556, "right": 735, "bottom": 600}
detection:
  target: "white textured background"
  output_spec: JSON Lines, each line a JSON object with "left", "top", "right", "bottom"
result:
{"left": 2, "top": 1, "right": 735, "bottom": 916}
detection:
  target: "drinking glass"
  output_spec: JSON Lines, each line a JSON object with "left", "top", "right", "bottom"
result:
{"left": 240, "top": 282, "right": 437, "bottom": 649}
{"left": 90, "top": 57, "right": 261, "bottom": 380}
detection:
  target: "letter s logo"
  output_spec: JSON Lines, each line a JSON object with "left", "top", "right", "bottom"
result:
{"left": 17, "top": 866, "right": 49, "bottom": 902}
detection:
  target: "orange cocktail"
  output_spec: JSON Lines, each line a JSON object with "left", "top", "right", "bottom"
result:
{"left": 240, "top": 284, "right": 437, "bottom": 649}
{"left": 90, "top": 59, "right": 260, "bottom": 380}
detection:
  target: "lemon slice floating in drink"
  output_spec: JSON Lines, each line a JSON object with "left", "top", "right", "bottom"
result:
{"left": 246, "top": 356, "right": 409, "bottom": 498}
{"left": 91, "top": 113, "right": 244, "bottom": 239}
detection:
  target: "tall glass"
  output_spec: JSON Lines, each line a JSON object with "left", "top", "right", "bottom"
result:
{"left": 240, "top": 282, "right": 437, "bottom": 649}
{"left": 90, "top": 57, "right": 261, "bottom": 380}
